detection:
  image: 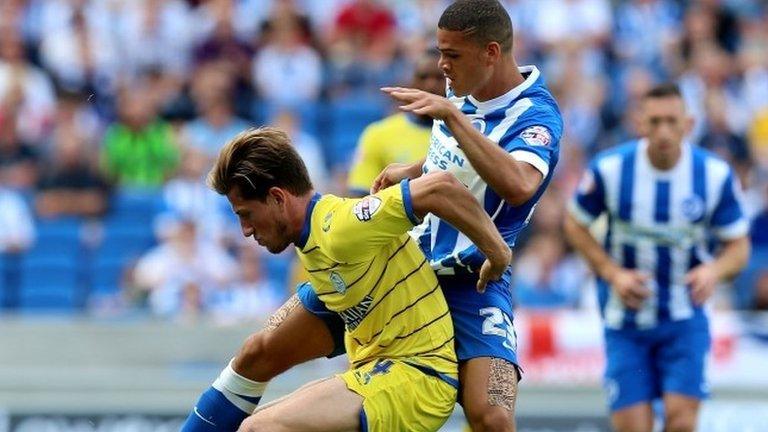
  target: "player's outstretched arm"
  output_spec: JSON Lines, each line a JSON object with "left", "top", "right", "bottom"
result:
{"left": 383, "top": 87, "right": 543, "bottom": 205}
{"left": 408, "top": 171, "right": 511, "bottom": 292}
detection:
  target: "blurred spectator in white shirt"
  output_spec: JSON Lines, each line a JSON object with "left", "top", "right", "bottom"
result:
{"left": 162, "top": 146, "right": 233, "bottom": 245}
{"left": 211, "top": 247, "right": 284, "bottom": 324}
{"left": 115, "top": 0, "right": 194, "bottom": 80}
{"left": 0, "top": 187, "right": 35, "bottom": 254}
{"left": 38, "top": 0, "right": 118, "bottom": 95}
{"left": 0, "top": 27, "right": 56, "bottom": 145}
{"left": 253, "top": 17, "right": 322, "bottom": 110}
{"left": 132, "top": 217, "right": 238, "bottom": 319}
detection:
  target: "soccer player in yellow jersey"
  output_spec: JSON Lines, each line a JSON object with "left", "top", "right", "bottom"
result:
{"left": 347, "top": 49, "right": 445, "bottom": 196}
{"left": 207, "top": 127, "right": 511, "bottom": 432}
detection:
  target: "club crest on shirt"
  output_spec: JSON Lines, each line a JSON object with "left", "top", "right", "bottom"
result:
{"left": 682, "top": 195, "right": 705, "bottom": 221}
{"left": 520, "top": 125, "right": 551, "bottom": 147}
{"left": 329, "top": 271, "right": 347, "bottom": 294}
{"left": 353, "top": 196, "right": 382, "bottom": 222}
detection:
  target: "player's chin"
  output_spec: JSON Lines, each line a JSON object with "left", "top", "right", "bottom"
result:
{"left": 265, "top": 242, "right": 290, "bottom": 254}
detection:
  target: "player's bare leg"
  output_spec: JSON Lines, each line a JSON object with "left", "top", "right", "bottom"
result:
{"left": 610, "top": 403, "right": 654, "bottom": 432}
{"left": 233, "top": 294, "right": 336, "bottom": 381}
{"left": 460, "top": 357, "right": 518, "bottom": 432}
{"left": 238, "top": 377, "right": 362, "bottom": 432}
{"left": 663, "top": 393, "right": 700, "bottom": 432}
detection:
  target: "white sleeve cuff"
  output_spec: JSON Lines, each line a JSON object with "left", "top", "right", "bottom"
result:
{"left": 713, "top": 218, "right": 750, "bottom": 240}
{"left": 510, "top": 149, "right": 549, "bottom": 178}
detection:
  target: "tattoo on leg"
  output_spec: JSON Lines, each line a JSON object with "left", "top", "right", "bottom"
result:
{"left": 264, "top": 294, "right": 301, "bottom": 331}
{"left": 487, "top": 357, "right": 519, "bottom": 413}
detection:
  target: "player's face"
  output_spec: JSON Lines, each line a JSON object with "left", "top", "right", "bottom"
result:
{"left": 437, "top": 29, "right": 492, "bottom": 97}
{"left": 641, "top": 96, "right": 692, "bottom": 156}
{"left": 227, "top": 187, "right": 292, "bottom": 254}
{"left": 412, "top": 56, "right": 446, "bottom": 96}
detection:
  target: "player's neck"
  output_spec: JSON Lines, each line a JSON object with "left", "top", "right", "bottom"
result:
{"left": 647, "top": 144, "right": 682, "bottom": 171}
{"left": 471, "top": 58, "right": 525, "bottom": 102}
{"left": 290, "top": 190, "right": 317, "bottom": 244}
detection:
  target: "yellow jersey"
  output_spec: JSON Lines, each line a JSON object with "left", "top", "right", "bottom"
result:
{"left": 295, "top": 181, "right": 456, "bottom": 376}
{"left": 347, "top": 113, "right": 432, "bottom": 194}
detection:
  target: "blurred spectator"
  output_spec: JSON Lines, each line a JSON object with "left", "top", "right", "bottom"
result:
{"left": 115, "top": 0, "right": 194, "bottom": 80}
{"left": 257, "top": 0, "right": 318, "bottom": 50}
{"left": 253, "top": 17, "right": 322, "bottom": 109}
{"left": 162, "top": 147, "right": 232, "bottom": 244}
{"left": 531, "top": 0, "right": 612, "bottom": 79}
{"left": 210, "top": 247, "right": 284, "bottom": 324}
{"left": 35, "top": 123, "right": 109, "bottom": 219}
{"left": 101, "top": 87, "right": 179, "bottom": 189}
{"left": 181, "top": 62, "right": 251, "bottom": 160}
{"left": 192, "top": 0, "right": 253, "bottom": 83}
{"left": 0, "top": 26, "right": 56, "bottom": 144}
{"left": 327, "top": 0, "right": 401, "bottom": 93}
{"left": 0, "top": 104, "right": 38, "bottom": 190}
{"left": 613, "top": 0, "right": 681, "bottom": 75}
{"left": 699, "top": 91, "right": 752, "bottom": 184}
{"left": 38, "top": 0, "right": 118, "bottom": 96}
{"left": 131, "top": 217, "right": 238, "bottom": 319}
{"left": 0, "top": 186, "right": 35, "bottom": 254}
{"left": 270, "top": 110, "right": 329, "bottom": 192}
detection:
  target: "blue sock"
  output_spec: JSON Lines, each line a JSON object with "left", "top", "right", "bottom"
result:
{"left": 181, "top": 386, "right": 254, "bottom": 431}
{"left": 181, "top": 360, "right": 267, "bottom": 431}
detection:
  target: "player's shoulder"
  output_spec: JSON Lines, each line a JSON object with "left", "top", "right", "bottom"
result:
{"left": 363, "top": 113, "right": 409, "bottom": 135}
{"left": 588, "top": 140, "right": 640, "bottom": 176}
{"left": 690, "top": 145, "right": 734, "bottom": 181}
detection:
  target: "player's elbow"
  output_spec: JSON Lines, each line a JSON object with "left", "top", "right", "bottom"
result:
{"left": 499, "top": 181, "right": 538, "bottom": 207}
{"left": 413, "top": 171, "right": 465, "bottom": 214}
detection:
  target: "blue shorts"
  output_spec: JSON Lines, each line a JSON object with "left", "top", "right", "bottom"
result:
{"left": 603, "top": 318, "right": 711, "bottom": 412}
{"left": 297, "top": 269, "right": 519, "bottom": 366}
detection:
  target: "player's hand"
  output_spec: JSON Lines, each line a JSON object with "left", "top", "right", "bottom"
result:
{"left": 381, "top": 87, "right": 457, "bottom": 120}
{"left": 371, "top": 162, "right": 421, "bottom": 194}
{"left": 686, "top": 263, "right": 719, "bottom": 305}
{"left": 477, "top": 248, "right": 512, "bottom": 294}
{"left": 607, "top": 268, "right": 651, "bottom": 309}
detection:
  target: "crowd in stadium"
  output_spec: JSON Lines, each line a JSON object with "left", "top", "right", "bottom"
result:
{"left": 0, "top": 0, "right": 767, "bottom": 320}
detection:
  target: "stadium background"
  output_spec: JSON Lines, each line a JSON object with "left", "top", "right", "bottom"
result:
{"left": 1, "top": 0, "right": 767, "bottom": 430}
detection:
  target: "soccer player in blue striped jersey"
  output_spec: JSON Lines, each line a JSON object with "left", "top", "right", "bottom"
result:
{"left": 564, "top": 83, "right": 751, "bottom": 432}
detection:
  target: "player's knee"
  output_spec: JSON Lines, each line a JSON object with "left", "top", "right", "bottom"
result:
{"left": 664, "top": 410, "right": 697, "bottom": 432}
{"left": 467, "top": 405, "right": 514, "bottom": 432}
{"left": 236, "top": 332, "right": 284, "bottom": 381}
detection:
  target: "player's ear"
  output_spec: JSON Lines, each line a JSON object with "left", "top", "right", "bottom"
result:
{"left": 684, "top": 115, "right": 695, "bottom": 135}
{"left": 485, "top": 41, "right": 501, "bottom": 65}
{"left": 268, "top": 187, "right": 285, "bottom": 205}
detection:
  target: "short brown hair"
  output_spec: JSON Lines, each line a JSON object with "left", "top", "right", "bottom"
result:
{"left": 644, "top": 83, "right": 682, "bottom": 100}
{"left": 208, "top": 127, "right": 313, "bottom": 201}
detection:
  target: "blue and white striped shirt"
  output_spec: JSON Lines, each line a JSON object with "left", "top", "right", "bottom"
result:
{"left": 413, "top": 66, "right": 563, "bottom": 274}
{"left": 569, "top": 140, "right": 749, "bottom": 330}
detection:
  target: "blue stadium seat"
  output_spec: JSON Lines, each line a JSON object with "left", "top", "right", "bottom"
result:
{"left": 18, "top": 255, "right": 82, "bottom": 311}
{"left": 90, "top": 255, "right": 128, "bottom": 296}
{"left": 328, "top": 94, "right": 389, "bottom": 167}
{"left": 110, "top": 190, "right": 164, "bottom": 218}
